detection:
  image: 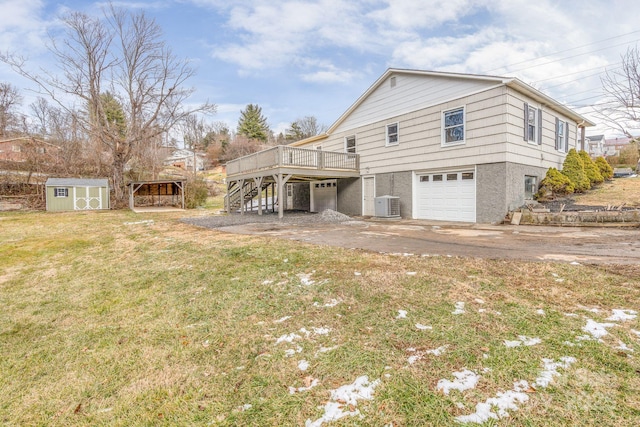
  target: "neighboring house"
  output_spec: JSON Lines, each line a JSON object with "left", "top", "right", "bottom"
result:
{"left": 0, "top": 136, "right": 61, "bottom": 163}
{"left": 45, "top": 178, "right": 110, "bottom": 212}
{"left": 585, "top": 134, "right": 605, "bottom": 158}
{"left": 604, "top": 136, "right": 632, "bottom": 157}
{"left": 225, "top": 69, "right": 595, "bottom": 223}
{"left": 164, "top": 149, "right": 206, "bottom": 171}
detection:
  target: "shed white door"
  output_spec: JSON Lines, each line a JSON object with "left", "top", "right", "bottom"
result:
{"left": 310, "top": 180, "right": 337, "bottom": 212}
{"left": 416, "top": 171, "right": 475, "bottom": 222}
{"left": 362, "top": 176, "right": 375, "bottom": 216}
{"left": 74, "top": 186, "right": 103, "bottom": 210}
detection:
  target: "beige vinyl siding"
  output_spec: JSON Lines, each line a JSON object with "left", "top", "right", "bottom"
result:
{"left": 333, "top": 74, "right": 503, "bottom": 134}
{"left": 504, "top": 88, "right": 578, "bottom": 170}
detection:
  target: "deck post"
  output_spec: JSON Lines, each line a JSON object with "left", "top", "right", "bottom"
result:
{"left": 239, "top": 179, "right": 245, "bottom": 215}
{"left": 254, "top": 176, "right": 264, "bottom": 215}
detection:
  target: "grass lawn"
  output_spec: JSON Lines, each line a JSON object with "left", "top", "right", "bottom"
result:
{"left": 573, "top": 176, "right": 640, "bottom": 207}
{"left": 1, "top": 210, "right": 639, "bottom": 426}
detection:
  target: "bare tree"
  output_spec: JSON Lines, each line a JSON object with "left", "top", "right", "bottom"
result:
{"left": 0, "top": 82, "right": 23, "bottom": 137}
{"left": 285, "top": 115, "right": 326, "bottom": 142}
{"left": 600, "top": 46, "right": 640, "bottom": 158}
{"left": 1, "top": 4, "right": 215, "bottom": 204}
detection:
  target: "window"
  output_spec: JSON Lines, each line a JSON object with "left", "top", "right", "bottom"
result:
{"left": 462, "top": 172, "right": 474, "bottom": 180}
{"left": 420, "top": 175, "right": 429, "bottom": 182}
{"left": 442, "top": 107, "right": 465, "bottom": 145}
{"left": 345, "top": 136, "right": 356, "bottom": 153}
{"left": 386, "top": 123, "right": 399, "bottom": 146}
{"left": 524, "top": 176, "right": 538, "bottom": 199}
{"left": 447, "top": 173, "right": 458, "bottom": 181}
{"left": 390, "top": 76, "right": 396, "bottom": 88}
{"left": 54, "top": 188, "right": 68, "bottom": 198}
{"left": 555, "top": 118, "right": 569, "bottom": 152}
{"left": 524, "top": 103, "right": 542, "bottom": 144}
{"left": 433, "top": 174, "right": 443, "bottom": 181}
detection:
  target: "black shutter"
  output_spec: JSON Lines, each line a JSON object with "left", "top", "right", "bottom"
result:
{"left": 565, "top": 121, "right": 570, "bottom": 151}
{"left": 555, "top": 118, "right": 560, "bottom": 150}
{"left": 537, "top": 109, "right": 543, "bottom": 145}
{"left": 523, "top": 102, "right": 528, "bottom": 141}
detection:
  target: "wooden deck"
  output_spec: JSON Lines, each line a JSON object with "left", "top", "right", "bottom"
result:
{"left": 225, "top": 145, "right": 360, "bottom": 218}
{"left": 226, "top": 145, "right": 360, "bottom": 180}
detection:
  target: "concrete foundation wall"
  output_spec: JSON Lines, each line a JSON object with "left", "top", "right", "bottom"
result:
{"left": 476, "top": 162, "right": 547, "bottom": 223}
{"left": 337, "top": 178, "right": 362, "bottom": 216}
{"left": 374, "top": 171, "right": 413, "bottom": 218}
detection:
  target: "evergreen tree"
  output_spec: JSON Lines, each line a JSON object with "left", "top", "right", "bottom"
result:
{"left": 535, "top": 167, "right": 575, "bottom": 200}
{"left": 594, "top": 156, "right": 614, "bottom": 180}
{"left": 561, "top": 148, "right": 590, "bottom": 192}
{"left": 578, "top": 150, "right": 603, "bottom": 185}
{"left": 237, "top": 104, "right": 269, "bottom": 142}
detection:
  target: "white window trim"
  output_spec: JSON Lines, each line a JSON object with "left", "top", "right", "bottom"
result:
{"left": 386, "top": 122, "right": 399, "bottom": 147}
{"left": 344, "top": 135, "right": 356, "bottom": 153}
{"left": 54, "top": 187, "right": 68, "bottom": 198}
{"left": 524, "top": 103, "right": 542, "bottom": 145}
{"left": 441, "top": 105, "right": 466, "bottom": 147}
{"left": 555, "top": 118, "right": 569, "bottom": 153}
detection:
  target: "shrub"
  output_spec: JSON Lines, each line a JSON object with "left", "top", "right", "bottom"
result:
{"left": 535, "top": 167, "right": 575, "bottom": 200}
{"left": 185, "top": 178, "right": 209, "bottom": 208}
{"left": 594, "top": 156, "right": 614, "bottom": 180}
{"left": 579, "top": 150, "right": 604, "bottom": 185}
{"left": 561, "top": 148, "right": 590, "bottom": 192}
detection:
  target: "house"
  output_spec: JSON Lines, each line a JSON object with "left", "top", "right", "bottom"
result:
{"left": 0, "top": 136, "right": 61, "bottom": 163}
{"left": 164, "top": 148, "right": 206, "bottom": 171}
{"left": 604, "top": 136, "right": 632, "bottom": 157}
{"left": 225, "top": 69, "right": 595, "bottom": 223}
{"left": 45, "top": 178, "right": 110, "bottom": 211}
{"left": 585, "top": 134, "right": 605, "bottom": 158}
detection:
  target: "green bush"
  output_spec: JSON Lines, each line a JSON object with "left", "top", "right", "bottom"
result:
{"left": 595, "top": 156, "right": 614, "bottom": 180}
{"left": 561, "top": 148, "right": 591, "bottom": 192}
{"left": 535, "top": 167, "right": 575, "bottom": 200}
{"left": 185, "top": 178, "right": 209, "bottom": 208}
{"left": 579, "top": 150, "right": 604, "bottom": 185}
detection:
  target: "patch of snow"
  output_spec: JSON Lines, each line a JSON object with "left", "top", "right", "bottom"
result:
{"left": 616, "top": 341, "right": 634, "bottom": 352}
{"left": 607, "top": 309, "right": 637, "bottom": 322}
{"left": 455, "top": 358, "right": 576, "bottom": 423}
{"left": 632, "top": 329, "right": 640, "bottom": 338}
{"left": 262, "top": 279, "right": 274, "bottom": 285}
{"left": 238, "top": 404, "right": 252, "bottom": 412}
{"left": 570, "top": 261, "right": 581, "bottom": 265}
{"left": 474, "top": 298, "right": 485, "bottom": 304}
{"left": 276, "top": 333, "right": 302, "bottom": 344}
{"left": 407, "top": 355, "right": 421, "bottom": 365}
{"left": 123, "top": 219, "right": 154, "bottom": 226}
{"left": 564, "top": 313, "right": 579, "bottom": 317}
{"left": 536, "top": 309, "right": 545, "bottom": 315}
{"left": 311, "top": 327, "right": 331, "bottom": 335}
{"left": 436, "top": 369, "right": 480, "bottom": 394}
{"left": 396, "top": 310, "right": 408, "bottom": 319}
{"left": 297, "top": 273, "right": 315, "bottom": 286}
{"left": 316, "top": 345, "right": 339, "bottom": 356}
{"left": 504, "top": 336, "right": 542, "bottom": 348}
{"left": 415, "top": 323, "right": 432, "bottom": 331}
{"left": 536, "top": 357, "right": 576, "bottom": 388}
{"left": 406, "top": 271, "right": 417, "bottom": 276}
{"left": 575, "top": 334, "right": 595, "bottom": 342}
{"left": 452, "top": 302, "right": 465, "bottom": 315}
{"left": 478, "top": 308, "right": 487, "bottom": 313}
{"left": 305, "top": 376, "right": 380, "bottom": 427}
{"left": 583, "top": 319, "right": 616, "bottom": 339}
{"left": 275, "top": 316, "right": 291, "bottom": 323}
{"left": 427, "top": 345, "right": 448, "bottom": 356}
{"left": 354, "top": 271, "right": 361, "bottom": 276}
{"left": 298, "top": 360, "right": 310, "bottom": 371}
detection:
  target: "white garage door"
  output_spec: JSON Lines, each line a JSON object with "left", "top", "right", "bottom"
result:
{"left": 416, "top": 170, "right": 476, "bottom": 222}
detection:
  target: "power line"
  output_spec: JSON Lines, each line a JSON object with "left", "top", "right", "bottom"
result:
{"left": 483, "top": 29, "right": 640, "bottom": 74}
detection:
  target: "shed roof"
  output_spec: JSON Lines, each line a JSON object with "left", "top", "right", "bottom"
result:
{"left": 46, "top": 178, "right": 109, "bottom": 187}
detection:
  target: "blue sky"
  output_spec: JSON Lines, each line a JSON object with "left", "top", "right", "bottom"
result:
{"left": 2, "top": 0, "right": 640, "bottom": 138}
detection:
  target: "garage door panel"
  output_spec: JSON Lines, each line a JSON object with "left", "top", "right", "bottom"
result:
{"left": 416, "top": 171, "right": 475, "bottom": 222}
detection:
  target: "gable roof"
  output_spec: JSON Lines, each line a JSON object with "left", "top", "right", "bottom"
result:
{"left": 46, "top": 178, "right": 109, "bottom": 187}
{"left": 292, "top": 68, "right": 595, "bottom": 146}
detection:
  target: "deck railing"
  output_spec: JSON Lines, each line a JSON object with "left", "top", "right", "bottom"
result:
{"left": 226, "top": 145, "right": 360, "bottom": 177}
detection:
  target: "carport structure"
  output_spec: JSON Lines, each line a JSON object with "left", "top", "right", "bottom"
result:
{"left": 225, "top": 145, "right": 360, "bottom": 218}
{"left": 127, "top": 179, "right": 186, "bottom": 211}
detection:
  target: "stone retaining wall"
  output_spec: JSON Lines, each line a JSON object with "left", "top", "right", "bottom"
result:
{"left": 516, "top": 209, "right": 640, "bottom": 226}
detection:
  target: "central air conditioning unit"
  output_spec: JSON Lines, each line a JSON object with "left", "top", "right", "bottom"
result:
{"left": 374, "top": 195, "right": 400, "bottom": 218}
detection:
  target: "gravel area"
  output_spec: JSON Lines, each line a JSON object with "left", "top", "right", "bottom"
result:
{"left": 181, "top": 209, "right": 354, "bottom": 229}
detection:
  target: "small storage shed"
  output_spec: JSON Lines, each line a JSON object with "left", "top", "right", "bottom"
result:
{"left": 45, "top": 178, "right": 110, "bottom": 212}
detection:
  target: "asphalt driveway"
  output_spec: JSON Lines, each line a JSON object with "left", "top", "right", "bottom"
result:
{"left": 189, "top": 214, "right": 640, "bottom": 265}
